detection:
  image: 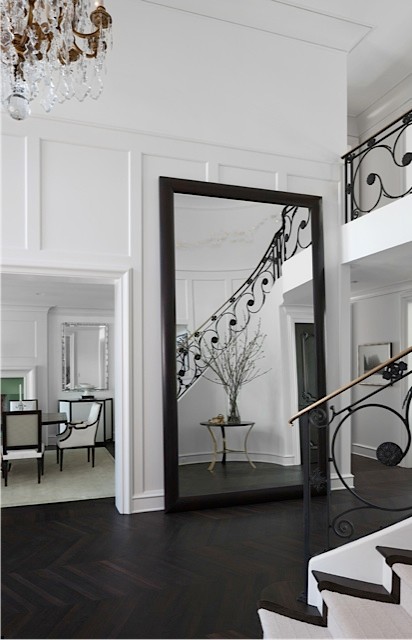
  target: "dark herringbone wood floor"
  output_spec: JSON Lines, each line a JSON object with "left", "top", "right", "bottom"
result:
{"left": 2, "top": 456, "right": 411, "bottom": 639}
{"left": 2, "top": 497, "right": 307, "bottom": 639}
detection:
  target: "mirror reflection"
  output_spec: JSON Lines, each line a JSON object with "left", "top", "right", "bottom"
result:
{"left": 62, "top": 322, "right": 109, "bottom": 391}
{"left": 159, "top": 177, "right": 325, "bottom": 512}
{"left": 174, "top": 194, "right": 311, "bottom": 497}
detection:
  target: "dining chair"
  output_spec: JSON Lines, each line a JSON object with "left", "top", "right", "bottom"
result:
{"left": 1, "top": 410, "right": 44, "bottom": 486}
{"left": 56, "top": 402, "right": 103, "bottom": 471}
{"left": 9, "top": 399, "right": 39, "bottom": 411}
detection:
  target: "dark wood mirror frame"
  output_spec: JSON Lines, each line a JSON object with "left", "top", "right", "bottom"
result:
{"left": 159, "top": 177, "right": 326, "bottom": 512}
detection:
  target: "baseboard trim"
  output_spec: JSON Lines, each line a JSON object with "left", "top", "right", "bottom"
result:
{"left": 352, "top": 443, "right": 376, "bottom": 459}
{"left": 131, "top": 490, "right": 164, "bottom": 513}
{"left": 330, "top": 472, "right": 355, "bottom": 490}
{"left": 178, "top": 452, "right": 296, "bottom": 465}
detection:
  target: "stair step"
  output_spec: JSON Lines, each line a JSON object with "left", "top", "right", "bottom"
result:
{"left": 258, "top": 608, "right": 332, "bottom": 639}
{"left": 322, "top": 590, "right": 412, "bottom": 639}
{"left": 376, "top": 546, "right": 412, "bottom": 567}
{"left": 259, "top": 582, "right": 327, "bottom": 626}
{"left": 313, "top": 570, "right": 396, "bottom": 602}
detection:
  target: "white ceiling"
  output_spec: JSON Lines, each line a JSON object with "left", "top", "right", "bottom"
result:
{"left": 2, "top": 0, "right": 411, "bottom": 308}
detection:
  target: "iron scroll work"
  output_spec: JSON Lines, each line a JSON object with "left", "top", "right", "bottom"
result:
{"left": 159, "top": 177, "right": 327, "bottom": 512}
{"left": 305, "top": 356, "right": 412, "bottom": 550}
{"left": 343, "top": 108, "right": 412, "bottom": 222}
{"left": 176, "top": 202, "right": 311, "bottom": 400}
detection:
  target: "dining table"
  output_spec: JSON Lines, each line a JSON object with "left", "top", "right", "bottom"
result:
{"left": 41, "top": 412, "right": 67, "bottom": 426}
{"left": 41, "top": 412, "right": 67, "bottom": 446}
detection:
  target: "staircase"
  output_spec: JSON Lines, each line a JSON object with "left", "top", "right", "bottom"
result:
{"left": 258, "top": 542, "right": 412, "bottom": 638}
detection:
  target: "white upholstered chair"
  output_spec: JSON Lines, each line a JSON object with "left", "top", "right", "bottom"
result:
{"left": 56, "top": 401, "right": 103, "bottom": 471}
{"left": 1, "top": 410, "right": 44, "bottom": 485}
{"left": 10, "top": 399, "right": 39, "bottom": 411}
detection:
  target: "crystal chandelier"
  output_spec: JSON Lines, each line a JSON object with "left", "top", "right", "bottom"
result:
{"left": 1, "top": 0, "right": 113, "bottom": 120}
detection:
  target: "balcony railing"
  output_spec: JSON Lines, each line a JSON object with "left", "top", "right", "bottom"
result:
{"left": 343, "top": 108, "right": 412, "bottom": 222}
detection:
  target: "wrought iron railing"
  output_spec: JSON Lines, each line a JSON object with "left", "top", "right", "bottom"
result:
{"left": 290, "top": 345, "right": 412, "bottom": 600}
{"left": 176, "top": 204, "right": 311, "bottom": 399}
{"left": 343, "top": 108, "right": 412, "bottom": 222}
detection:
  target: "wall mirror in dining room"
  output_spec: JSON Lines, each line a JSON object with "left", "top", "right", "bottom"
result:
{"left": 61, "top": 322, "right": 109, "bottom": 391}
{"left": 159, "top": 177, "right": 326, "bottom": 512}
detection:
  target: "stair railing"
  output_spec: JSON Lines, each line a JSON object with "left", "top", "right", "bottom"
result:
{"left": 342, "top": 108, "right": 412, "bottom": 222}
{"left": 290, "top": 345, "right": 412, "bottom": 601}
{"left": 176, "top": 203, "right": 311, "bottom": 399}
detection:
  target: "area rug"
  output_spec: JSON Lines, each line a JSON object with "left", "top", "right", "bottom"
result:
{"left": 1, "top": 447, "right": 115, "bottom": 508}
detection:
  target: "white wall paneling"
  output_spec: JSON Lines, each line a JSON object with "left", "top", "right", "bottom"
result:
{"left": 40, "top": 140, "right": 131, "bottom": 257}
{"left": 218, "top": 164, "right": 279, "bottom": 190}
{"left": 2, "top": 0, "right": 412, "bottom": 518}
{"left": 1, "top": 134, "right": 27, "bottom": 249}
{"left": 1, "top": 307, "right": 49, "bottom": 410}
{"left": 1, "top": 122, "right": 348, "bottom": 513}
{"left": 1, "top": 317, "right": 38, "bottom": 359}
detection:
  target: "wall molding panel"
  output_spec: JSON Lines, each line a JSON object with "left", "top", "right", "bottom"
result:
{"left": 2, "top": 114, "right": 343, "bottom": 513}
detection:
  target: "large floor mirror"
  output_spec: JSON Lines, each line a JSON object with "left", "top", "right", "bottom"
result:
{"left": 159, "top": 178, "right": 326, "bottom": 512}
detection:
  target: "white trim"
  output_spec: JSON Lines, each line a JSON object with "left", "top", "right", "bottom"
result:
{"left": 0, "top": 265, "right": 132, "bottom": 514}
{"left": 330, "top": 471, "right": 355, "bottom": 490}
{"left": 0, "top": 366, "right": 37, "bottom": 400}
{"left": 131, "top": 491, "right": 164, "bottom": 513}
{"left": 1, "top": 111, "right": 341, "bottom": 171}
{"left": 114, "top": 269, "right": 133, "bottom": 514}
{"left": 178, "top": 452, "right": 296, "bottom": 466}
{"left": 352, "top": 442, "right": 376, "bottom": 459}
{"left": 350, "top": 280, "right": 412, "bottom": 302}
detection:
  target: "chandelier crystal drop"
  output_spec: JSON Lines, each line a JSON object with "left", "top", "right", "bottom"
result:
{"left": 1, "top": 0, "right": 113, "bottom": 120}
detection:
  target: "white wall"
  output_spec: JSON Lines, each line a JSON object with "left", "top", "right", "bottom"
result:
{"left": 0, "top": 306, "right": 49, "bottom": 407}
{"left": 0, "top": 306, "right": 115, "bottom": 433}
{"left": 351, "top": 289, "right": 412, "bottom": 466}
{"left": 0, "top": 1, "right": 347, "bottom": 512}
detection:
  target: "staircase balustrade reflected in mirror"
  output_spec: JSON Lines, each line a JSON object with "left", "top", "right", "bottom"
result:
{"left": 176, "top": 204, "right": 311, "bottom": 400}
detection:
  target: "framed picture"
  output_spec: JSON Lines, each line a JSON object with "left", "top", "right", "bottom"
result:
{"left": 358, "top": 342, "right": 392, "bottom": 385}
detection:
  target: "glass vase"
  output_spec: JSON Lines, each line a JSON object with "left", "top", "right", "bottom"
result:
{"left": 227, "top": 395, "right": 241, "bottom": 423}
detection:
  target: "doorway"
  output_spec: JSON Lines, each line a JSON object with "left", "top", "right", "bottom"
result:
{"left": 0, "top": 268, "right": 131, "bottom": 513}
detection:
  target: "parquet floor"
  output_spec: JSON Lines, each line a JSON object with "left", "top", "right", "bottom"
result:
{"left": 2, "top": 456, "right": 411, "bottom": 639}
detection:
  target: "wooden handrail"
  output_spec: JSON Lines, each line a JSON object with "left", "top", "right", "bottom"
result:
{"left": 289, "top": 345, "right": 412, "bottom": 425}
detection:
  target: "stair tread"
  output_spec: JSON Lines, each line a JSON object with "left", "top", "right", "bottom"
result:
{"left": 322, "top": 590, "right": 412, "bottom": 639}
{"left": 258, "top": 608, "right": 332, "bottom": 639}
{"left": 376, "top": 546, "right": 412, "bottom": 567}
{"left": 259, "top": 583, "right": 326, "bottom": 626}
{"left": 313, "top": 570, "right": 393, "bottom": 601}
